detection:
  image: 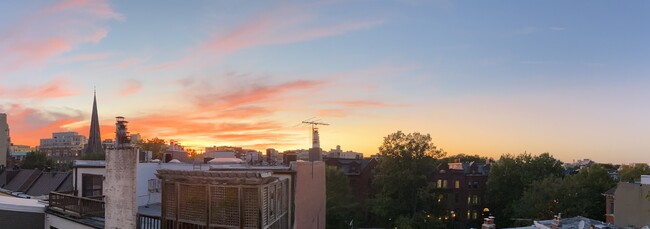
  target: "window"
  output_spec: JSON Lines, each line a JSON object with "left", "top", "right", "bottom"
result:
{"left": 610, "top": 201, "right": 614, "bottom": 214}
{"left": 437, "top": 179, "right": 442, "bottom": 188}
{"left": 472, "top": 195, "right": 479, "bottom": 204}
{"left": 467, "top": 196, "right": 471, "bottom": 204}
{"left": 454, "top": 180, "right": 460, "bottom": 189}
{"left": 82, "top": 174, "right": 103, "bottom": 197}
{"left": 442, "top": 180, "right": 448, "bottom": 188}
{"left": 472, "top": 210, "right": 478, "bottom": 219}
{"left": 437, "top": 194, "right": 444, "bottom": 203}
{"left": 467, "top": 210, "right": 470, "bottom": 219}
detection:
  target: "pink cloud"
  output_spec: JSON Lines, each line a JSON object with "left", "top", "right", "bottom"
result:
{"left": 119, "top": 79, "right": 143, "bottom": 96}
{"left": 0, "top": 0, "right": 122, "bottom": 74}
{"left": 147, "top": 5, "right": 382, "bottom": 71}
{"left": 0, "top": 76, "right": 77, "bottom": 99}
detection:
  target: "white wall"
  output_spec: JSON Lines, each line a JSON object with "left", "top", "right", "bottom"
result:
{"left": 45, "top": 213, "right": 96, "bottom": 229}
{"left": 74, "top": 167, "right": 106, "bottom": 197}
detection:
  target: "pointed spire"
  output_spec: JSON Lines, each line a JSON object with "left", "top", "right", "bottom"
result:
{"left": 84, "top": 89, "right": 105, "bottom": 156}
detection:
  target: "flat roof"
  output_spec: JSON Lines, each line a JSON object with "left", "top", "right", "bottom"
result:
{"left": 0, "top": 196, "right": 45, "bottom": 213}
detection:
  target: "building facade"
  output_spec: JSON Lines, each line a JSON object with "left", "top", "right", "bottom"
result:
{"left": 0, "top": 113, "right": 10, "bottom": 168}
{"left": 605, "top": 176, "right": 650, "bottom": 228}
{"left": 432, "top": 161, "right": 491, "bottom": 228}
{"left": 39, "top": 132, "right": 87, "bottom": 164}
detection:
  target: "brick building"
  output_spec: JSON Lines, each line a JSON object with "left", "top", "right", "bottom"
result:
{"left": 325, "top": 157, "right": 378, "bottom": 224}
{"left": 432, "top": 161, "right": 490, "bottom": 228}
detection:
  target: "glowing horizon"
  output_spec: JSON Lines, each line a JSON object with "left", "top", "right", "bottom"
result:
{"left": 1, "top": 0, "right": 650, "bottom": 164}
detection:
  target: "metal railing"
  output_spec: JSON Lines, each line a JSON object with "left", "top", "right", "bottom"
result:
{"left": 137, "top": 213, "right": 162, "bottom": 229}
{"left": 48, "top": 191, "right": 105, "bottom": 217}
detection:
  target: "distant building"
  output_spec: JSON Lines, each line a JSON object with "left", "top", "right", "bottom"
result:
{"left": 39, "top": 132, "right": 87, "bottom": 164}
{"left": 603, "top": 175, "right": 650, "bottom": 228}
{"left": 10, "top": 144, "right": 31, "bottom": 153}
{"left": 326, "top": 145, "right": 363, "bottom": 159}
{"left": 432, "top": 161, "right": 491, "bottom": 228}
{"left": 0, "top": 113, "right": 10, "bottom": 168}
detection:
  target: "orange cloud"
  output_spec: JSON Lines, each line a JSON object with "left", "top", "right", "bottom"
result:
{"left": 1, "top": 104, "right": 84, "bottom": 146}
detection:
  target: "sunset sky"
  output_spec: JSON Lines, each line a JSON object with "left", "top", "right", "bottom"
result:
{"left": 1, "top": 0, "right": 649, "bottom": 163}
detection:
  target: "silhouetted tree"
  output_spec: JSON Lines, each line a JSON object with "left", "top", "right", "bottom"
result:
{"left": 370, "top": 131, "right": 446, "bottom": 228}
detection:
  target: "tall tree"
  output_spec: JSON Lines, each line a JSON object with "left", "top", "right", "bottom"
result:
{"left": 370, "top": 131, "right": 446, "bottom": 228}
{"left": 326, "top": 166, "right": 360, "bottom": 229}
{"left": 487, "top": 153, "right": 564, "bottom": 227}
{"left": 20, "top": 151, "right": 53, "bottom": 170}
{"left": 135, "top": 138, "right": 168, "bottom": 159}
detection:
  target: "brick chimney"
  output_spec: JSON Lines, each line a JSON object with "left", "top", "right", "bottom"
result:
{"left": 552, "top": 213, "right": 562, "bottom": 229}
{"left": 482, "top": 216, "right": 496, "bottom": 229}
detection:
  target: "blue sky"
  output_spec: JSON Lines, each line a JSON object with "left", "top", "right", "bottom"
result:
{"left": 0, "top": 0, "right": 649, "bottom": 163}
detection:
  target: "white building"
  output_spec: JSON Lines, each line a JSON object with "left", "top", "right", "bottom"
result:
{"left": 39, "top": 132, "right": 87, "bottom": 164}
{"left": 326, "top": 145, "right": 363, "bottom": 159}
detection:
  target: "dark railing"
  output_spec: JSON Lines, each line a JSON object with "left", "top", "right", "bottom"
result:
{"left": 48, "top": 192, "right": 105, "bottom": 217}
{"left": 137, "top": 213, "right": 162, "bottom": 229}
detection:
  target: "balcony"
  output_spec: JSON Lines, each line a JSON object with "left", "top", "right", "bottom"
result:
{"left": 48, "top": 191, "right": 105, "bottom": 217}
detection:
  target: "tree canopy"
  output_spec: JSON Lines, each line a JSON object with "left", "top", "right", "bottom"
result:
{"left": 486, "top": 153, "right": 564, "bottom": 227}
{"left": 326, "top": 166, "right": 361, "bottom": 229}
{"left": 20, "top": 151, "right": 53, "bottom": 171}
{"left": 134, "top": 138, "right": 168, "bottom": 159}
{"left": 370, "top": 131, "right": 446, "bottom": 228}
{"left": 619, "top": 163, "right": 650, "bottom": 182}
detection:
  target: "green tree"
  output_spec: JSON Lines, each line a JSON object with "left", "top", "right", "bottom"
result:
{"left": 487, "top": 153, "right": 564, "bottom": 227}
{"left": 20, "top": 151, "right": 53, "bottom": 170}
{"left": 512, "top": 165, "right": 615, "bottom": 222}
{"left": 135, "top": 138, "right": 168, "bottom": 159}
{"left": 326, "top": 166, "right": 360, "bottom": 229}
{"left": 619, "top": 163, "right": 650, "bottom": 182}
{"left": 370, "top": 131, "right": 446, "bottom": 228}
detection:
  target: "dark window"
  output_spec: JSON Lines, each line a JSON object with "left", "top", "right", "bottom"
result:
{"left": 610, "top": 201, "right": 614, "bottom": 214}
{"left": 82, "top": 174, "right": 103, "bottom": 197}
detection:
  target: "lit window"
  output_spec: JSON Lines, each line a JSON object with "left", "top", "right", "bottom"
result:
{"left": 438, "top": 194, "right": 444, "bottom": 203}
{"left": 472, "top": 210, "right": 478, "bottom": 219}
{"left": 467, "top": 196, "right": 471, "bottom": 204}
{"left": 443, "top": 180, "right": 448, "bottom": 188}
{"left": 455, "top": 180, "right": 460, "bottom": 189}
{"left": 437, "top": 179, "right": 442, "bottom": 188}
{"left": 473, "top": 195, "right": 479, "bottom": 204}
{"left": 467, "top": 210, "right": 470, "bottom": 219}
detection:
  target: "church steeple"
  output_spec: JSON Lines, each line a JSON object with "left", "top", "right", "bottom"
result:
{"left": 84, "top": 89, "right": 105, "bottom": 156}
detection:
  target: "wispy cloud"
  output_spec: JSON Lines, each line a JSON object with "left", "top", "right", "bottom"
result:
{"left": 0, "top": 76, "right": 77, "bottom": 99}
{"left": 146, "top": 4, "right": 382, "bottom": 70}
{"left": 0, "top": 0, "right": 122, "bottom": 74}
{"left": 119, "top": 79, "right": 143, "bottom": 96}
{"left": 333, "top": 100, "right": 407, "bottom": 108}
